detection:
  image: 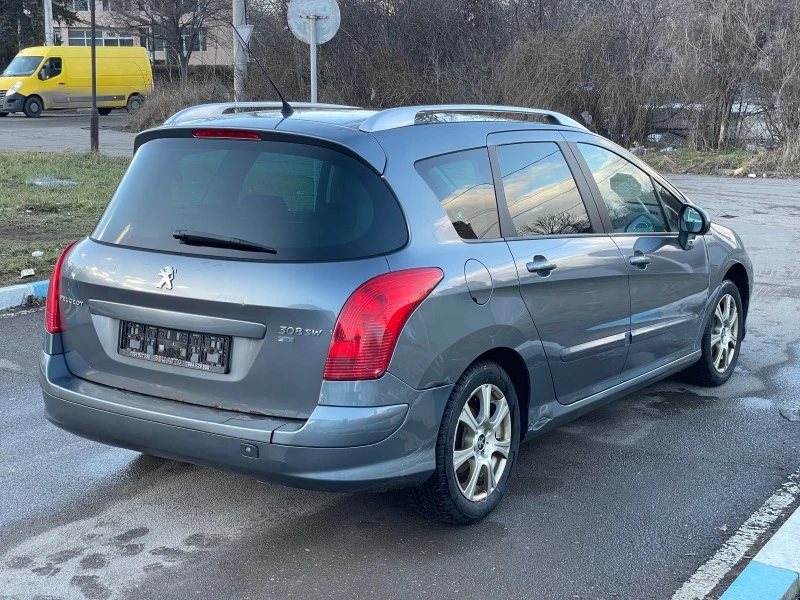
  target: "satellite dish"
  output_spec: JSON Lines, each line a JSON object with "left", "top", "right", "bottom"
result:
{"left": 288, "top": 0, "right": 341, "bottom": 45}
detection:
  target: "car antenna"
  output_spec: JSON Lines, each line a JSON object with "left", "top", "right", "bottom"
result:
{"left": 230, "top": 23, "right": 294, "bottom": 118}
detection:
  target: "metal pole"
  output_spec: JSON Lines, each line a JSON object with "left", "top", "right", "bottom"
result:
{"left": 309, "top": 15, "right": 317, "bottom": 103}
{"left": 90, "top": 0, "right": 99, "bottom": 152}
{"left": 43, "top": 0, "right": 54, "bottom": 46}
{"left": 232, "top": 0, "right": 247, "bottom": 102}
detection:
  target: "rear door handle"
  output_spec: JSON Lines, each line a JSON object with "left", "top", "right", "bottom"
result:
{"left": 629, "top": 252, "right": 651, "bottom": 268}
{"left": 527, "top": 255, "right": 557, "bottom": 277}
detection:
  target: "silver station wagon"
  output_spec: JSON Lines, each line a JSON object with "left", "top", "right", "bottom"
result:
{"left": 40, "top": 104, "right": 753, "bottom": 523}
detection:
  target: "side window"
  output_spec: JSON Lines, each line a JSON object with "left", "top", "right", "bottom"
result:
{"left": 495, "top": 142, "right": 593, "bottom": 236}
{"left": 416, "top": 148, "right": 500, "bottom": 240}
{"left": 43, "top": 57, "right": 62, "bottom": 78}
{"left": 655, "top": 183, "right": 682, "bottom": 232}
{"left": 577, "top": 144, "right": 667, "bottom": 234}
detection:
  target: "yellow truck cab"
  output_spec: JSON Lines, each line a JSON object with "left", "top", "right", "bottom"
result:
{"left": 0, "top": 46, "right": 153, "bottom": 118}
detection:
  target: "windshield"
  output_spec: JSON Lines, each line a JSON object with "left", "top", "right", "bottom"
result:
{"left": 92, "top": 137, "right": 408, "bottom": 262}
{"left": 1, "top": 56, "right": 44, "bottom": 77}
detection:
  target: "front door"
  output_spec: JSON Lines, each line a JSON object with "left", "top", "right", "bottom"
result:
{"left": 572, "top": 141, "right": 710, "bottom": 380}
{"left": 488, "top": 132, "right": 632, "bottom": 405}
{"left": 37, "top": 57, "right": 69, "bottom": 108}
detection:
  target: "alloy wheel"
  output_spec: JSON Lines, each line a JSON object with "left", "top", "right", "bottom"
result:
{"left": 452, "top": 383, "right": 512, "bottom": 501}
{"left": 711, "top": 293, "right": 738, "bottom": 373}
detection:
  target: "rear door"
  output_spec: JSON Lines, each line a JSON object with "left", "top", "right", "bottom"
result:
{"left": 488, "top": 131, "right": 631, "bottom": 405}
{"left": 59, "top": 133, "right": 407, "bottom": 419}
{"left": 568, "top": 136, "right": 710, "bottom": 380}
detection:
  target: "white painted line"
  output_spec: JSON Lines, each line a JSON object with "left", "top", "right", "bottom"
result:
{"left": 0, "top": 307, "right": 44, "bottom": 319}
{"left": 672, "top": 469, "right": 800, "bottom": 600}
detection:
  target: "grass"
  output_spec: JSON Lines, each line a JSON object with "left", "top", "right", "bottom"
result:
{"left": 642, "top": 147, "right": 800, "bottom": 178}
{"left": 0, "top": 152, "right": 129, "bottom": 287}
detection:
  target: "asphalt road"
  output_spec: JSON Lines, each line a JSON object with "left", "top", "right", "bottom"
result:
{"left": 0, "top": 112, "right": 135, "bottom": 156}
{"left": 1, "top": 175, "right": 799, "bottom": 600}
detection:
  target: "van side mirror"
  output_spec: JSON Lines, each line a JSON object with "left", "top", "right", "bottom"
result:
{"left": 678, "top": 204, "right": 711, "bottom": 250}
{"left": 38, "top": 69, "right": 46, "bottom": 80}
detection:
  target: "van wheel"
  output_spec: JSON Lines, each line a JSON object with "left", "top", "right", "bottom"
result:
{"left": 682, "top": 280, "right": 743, "bottom": 387}
{"left": 126, "top": 95, "right": 143, "bottom": 114}
{"left": 0, "top": 112, "right": 8, "bottom": 117}
{"left": 23, "top": 96, "right": 43, "bottom": 118}
{"left": 406, "top": 360, "right": 521, "bottom": 524}
{"left": 98, "top": 108, "right": 112, "bottom": 116}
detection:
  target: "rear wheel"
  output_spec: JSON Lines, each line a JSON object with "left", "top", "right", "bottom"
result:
{"left": 0, "top": 112, "right": 8, "bottom": 117}
{"left": 126, "top": 95, "right": 143, "bottom": 114}
{"left": 23, "top": 96, "right": 43, "bottom": 118}
{"left": 407, "top": 360, "right": 521, "bottom": 524}
{"left": 98, "top": 107, "right": 112, "bottom": 116}
{"left": 682, "top": 280, "right": 743, "bottom": 386}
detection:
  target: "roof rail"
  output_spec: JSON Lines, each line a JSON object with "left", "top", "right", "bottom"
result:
{"left": 164, "top": 102, "right": 363, "bottom": 125}
{"left": 358, "top": 105, "right": 588, "bottom": 133}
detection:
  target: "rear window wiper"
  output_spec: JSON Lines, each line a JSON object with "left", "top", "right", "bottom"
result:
{"left": 173, "top": 230, "right": 277, "bottom": 254}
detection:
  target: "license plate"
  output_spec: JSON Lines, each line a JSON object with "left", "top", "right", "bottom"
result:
{"left": 118, "top": 321, "right": 231, "bottom": 374}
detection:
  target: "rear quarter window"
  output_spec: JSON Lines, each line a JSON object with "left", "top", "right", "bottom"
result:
{"left": 92, "top": 137, "right": 408, "bottom": 261}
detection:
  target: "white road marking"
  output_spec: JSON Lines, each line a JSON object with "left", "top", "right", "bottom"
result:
{"left": 0, "top": 307, "right": 44, "bottom": 319}
{"left": 672, "top": 468, "right": 800, "bottom": 600}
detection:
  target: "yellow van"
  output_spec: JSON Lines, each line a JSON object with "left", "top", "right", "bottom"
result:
{"left": 0, "top": 45, "right": 153, "bottom": 118}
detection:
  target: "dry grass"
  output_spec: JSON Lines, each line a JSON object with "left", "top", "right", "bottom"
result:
{"left": 128, "top": 81, "right": 231, "bottom": 132}
{"left": 642, "top": 145, "right": 800, "bottom": 178}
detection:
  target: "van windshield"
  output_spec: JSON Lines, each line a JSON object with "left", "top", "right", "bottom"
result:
{"left": 2, "top": 56, "right": 43, "bottom": 77}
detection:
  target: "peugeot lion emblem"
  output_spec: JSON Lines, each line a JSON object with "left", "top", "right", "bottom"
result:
{"left": 157, "top": 266, "right": 176, "bottom": 290}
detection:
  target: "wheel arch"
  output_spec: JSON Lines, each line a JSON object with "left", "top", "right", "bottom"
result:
{"left": 724, "top": 262, "right": 750, "bottom": 321}
{"left": 471, "top": 347, "right": 531, "bottom": 436}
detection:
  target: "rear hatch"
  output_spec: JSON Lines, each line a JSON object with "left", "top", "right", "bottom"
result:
{"left": 59, "top": 131, "right": 407, "bottom": 419}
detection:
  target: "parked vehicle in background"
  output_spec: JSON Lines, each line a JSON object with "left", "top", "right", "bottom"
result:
{"left": 39, "top": 103, "right": 753, "bottom": 524}
{"left": 0, "top": 46, "right": 153, "bottom": 118}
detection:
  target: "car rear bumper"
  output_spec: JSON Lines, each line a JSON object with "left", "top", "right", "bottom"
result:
{"left": 39, "top": 350, "right": 452, "bottom": 492}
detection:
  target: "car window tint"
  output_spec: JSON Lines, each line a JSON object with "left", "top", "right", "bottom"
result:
{"left": 415, "top": 148, "right": 500, "bottom": 240}
{"left": 495, "top": 142, "right": 592, "bottom": 236}
{"left": 655, "top": 183, "right": 682, "bottom": 232}
{"left": 577, "top": 144, "right": 667, "bottom": 234}
{"left": 92, "top": 137, "right": 407, "bottom": 262}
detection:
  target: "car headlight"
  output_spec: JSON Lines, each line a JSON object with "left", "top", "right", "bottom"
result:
{"left": 7, "top": 81, "right": 23, "bottom": 95}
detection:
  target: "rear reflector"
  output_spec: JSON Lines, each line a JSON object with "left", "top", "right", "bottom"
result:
{"left": 323, "top": 268, "right": 444, "bottom": 381}
{"left": 192, "top": 129, "right": 261, "bottom": 140}
{"left": 45, "top": 241, "right": 78, "bottom": 334}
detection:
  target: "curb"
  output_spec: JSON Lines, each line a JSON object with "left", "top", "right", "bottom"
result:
{"left": 720, "top": 505, "right": 800, "bottom": 600}
{"left": 0, "top": 280, "right": 49, "bottom": 311}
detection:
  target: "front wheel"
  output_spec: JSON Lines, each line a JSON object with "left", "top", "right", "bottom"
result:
{"left": 682, "top": 280, "right": 743, "bottom": 386}
{"left": 23, "top": 96, "right": 43, "bottom": 118}
{"left": 407, "top": 360, "right": 521, "bottom": 524}
{"left": 126, "top": 95, "right": 143, "bottom": 114}
{"left": 0, "top": 112, "right": 8, "bottom": 117}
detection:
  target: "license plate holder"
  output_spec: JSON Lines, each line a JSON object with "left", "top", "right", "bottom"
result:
{"left": 118, "top": 321, "right": 231, "bottom": 374}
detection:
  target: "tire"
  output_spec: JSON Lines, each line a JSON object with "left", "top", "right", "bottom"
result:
{"left": 126, "top": 95, "right": 143, "bottom": 114}
{"left": 0, "top": 112, "right": 8, "bottom": 117}
{"left": 23, "top": 96, "right": 43, "bottom": 118}
{"left": 682, "top": 280, "right": 743, "bottom": 386}
{"left": 406, "top": 360, "right": 521, "bottom": 524}
{"left": 98, "top": 108, "right": 112, "bottom": 116}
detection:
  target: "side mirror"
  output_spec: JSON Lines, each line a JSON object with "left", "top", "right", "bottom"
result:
{"left": 678, "top": 204, "right": 711, "bottom": 250}
{"left": 38, "top": 69, "right": 46, "bottom": 80}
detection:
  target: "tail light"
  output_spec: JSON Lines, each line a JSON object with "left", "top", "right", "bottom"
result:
{"left": 193, "top": 129, "right": 261, "bottom": 140}
{"left": 45, "top": 241, "right": 77, "bottom": 334}
{"left": 323, "top": 268, "right": 443, "bottom": 381}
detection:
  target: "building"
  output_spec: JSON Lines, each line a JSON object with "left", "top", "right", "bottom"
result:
{"left": 54, "top": 0, "right": 233, "bottom": 67}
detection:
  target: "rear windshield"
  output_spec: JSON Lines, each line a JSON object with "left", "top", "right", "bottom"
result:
{"left": 92, "top": 137, "right": 407, "bottom": 261}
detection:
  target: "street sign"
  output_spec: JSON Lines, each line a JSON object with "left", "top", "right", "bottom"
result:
{"left": 235, "top": 24, "right": 254, "bottom": 49}
{"left": 287, "top": 0, "right": 341, "bottom": 102}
